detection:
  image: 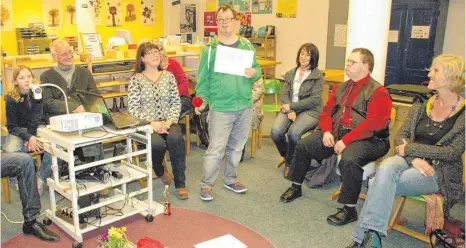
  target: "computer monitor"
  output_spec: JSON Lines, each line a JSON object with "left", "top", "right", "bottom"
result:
{"left": 116, "top": 30, "right": 132, "bottom": 44}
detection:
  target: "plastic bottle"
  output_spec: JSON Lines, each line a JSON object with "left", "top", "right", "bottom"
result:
{"left": 163, "top": 185, "right": 171, "bottom": 216}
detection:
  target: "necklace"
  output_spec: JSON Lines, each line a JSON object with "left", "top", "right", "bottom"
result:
{"left": 426, "top": 95, "right": 460, "bottom": 136}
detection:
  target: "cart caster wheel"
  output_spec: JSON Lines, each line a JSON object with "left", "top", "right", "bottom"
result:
{"left": 42, "top": 218, "right": 52, "bottom": 225}
{"left": 145, "top": 214, "right": 154, "bottom": 222}
{"left": 72, "top": 241, "right": 82, "bottom": 248}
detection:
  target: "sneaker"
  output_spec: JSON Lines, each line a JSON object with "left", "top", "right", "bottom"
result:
{"left": 223, "top": 182, "right": 248, "bottom": 194}
{"left": 36, "top": 173, "right": 44, "bottom": 196}
{"left": 200, "top": 188, "right": 214, "bottom": 201}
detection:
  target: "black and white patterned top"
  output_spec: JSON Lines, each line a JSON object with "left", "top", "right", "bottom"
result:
{"left": 128, "top": 71, "right": 181, "bottom": 123}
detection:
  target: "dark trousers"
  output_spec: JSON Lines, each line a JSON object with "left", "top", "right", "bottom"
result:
{"left": 289, "top": 129, "right": 390, "bottom": 204}
{"left": 180, "top": 95, "right": 193, "bottom": 120}
{"left": 151, "top": 124, "right": 186, "bottom": 188}
{"left": 1, "top": 153, "right": 40, "bottom": 222}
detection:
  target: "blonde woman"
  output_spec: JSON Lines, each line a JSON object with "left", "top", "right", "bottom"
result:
{"left": 4, "top": 65, "right": 51, "bottom": 195}
{"left": 347, "top": 54, "right": 465, "bottom": 247}
{"left": 128, "top": 41, "right": 188, "bottom": 199}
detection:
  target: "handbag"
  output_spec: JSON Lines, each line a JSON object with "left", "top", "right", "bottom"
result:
{"left": 430, "top": 219, "right": 465, "bottom": 248}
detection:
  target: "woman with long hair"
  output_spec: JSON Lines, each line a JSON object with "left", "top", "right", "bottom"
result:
{"left": 4, "top": 65, "right": 52, "bottom": 195}
{"left": 128, "top": 41, "right": 188, "bottom": 199}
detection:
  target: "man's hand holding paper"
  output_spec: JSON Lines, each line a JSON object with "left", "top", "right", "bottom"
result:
{"left": 214, "top": 45, "right": 255, "bottom": 77}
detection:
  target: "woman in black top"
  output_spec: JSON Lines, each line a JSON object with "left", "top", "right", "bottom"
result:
{"left": 4, "top": 65, "right": 51, "bottom": 195}
{"left": 346, "top": 54, "right": 465, "bottom": 247}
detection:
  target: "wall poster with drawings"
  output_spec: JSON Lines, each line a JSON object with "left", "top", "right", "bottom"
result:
{"left": 180, "top": 4, "right": 196, "bottom": 33}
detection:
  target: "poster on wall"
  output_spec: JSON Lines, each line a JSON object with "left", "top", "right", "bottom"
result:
{"left": 236, "top": 12, "right": 251, "bottom": 26}
{"left": 204, "top": 11, "right": 216, "bottom": 26}
{"left": 1, "top": 0, "right": 14, "bottom": 31}
{"left": 106, "top": 0, "right": 122, "bottom": 27}
{"left": 252, "top": 0, "right": 272, "bottom": 14}
{"left": 180, "top": 4, "right": 196, "bottom": 33}
{"left": 141, "top": 0, "right": 155, "bottom": 25}
{"left": 124, "top": 3, "right": 136, "bottom": 22}
{"left": 94, "top": 0, "right": 103, "bottom": 25}
{"left": 43, "top": 0, "right": 63, "bottom": 28}
{"left": 206, "top": 0, "right": 217, "bottom": 11}
{"left": 65, "top": 4, "right": 76, "bottom": 25}
{"left": 276, "top": 0, "right": 297, "bottom": 18}
{"left": 219, "top": 0, "right": 251, "bottom": 12}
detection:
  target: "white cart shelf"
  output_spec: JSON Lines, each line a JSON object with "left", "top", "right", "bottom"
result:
{"left": 38, "top": 125, "right": 161, "bottom": 247}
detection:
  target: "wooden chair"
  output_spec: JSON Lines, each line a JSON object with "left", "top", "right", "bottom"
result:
{"left": 2, "top": 151, "right": 43, "bottom": 203}
{"left": 179, "top": 114, "right": 192, "bottom": 156}
{"left": 329, "top": 108, "right": 397, "bottom": 201}
{"left": 388, "top": 195, "right": 438, "bottom": 245}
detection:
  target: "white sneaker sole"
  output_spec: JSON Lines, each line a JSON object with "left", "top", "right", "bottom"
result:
{"left": 200, "top": 194, "right": 214, "bottom": 201}
{"left": 223, "top": 184, "right": 248, "bottom": 193}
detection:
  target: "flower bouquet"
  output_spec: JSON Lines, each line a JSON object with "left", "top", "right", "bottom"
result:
{"left": 98, "top": 226, "right": 134, "bottom": 248}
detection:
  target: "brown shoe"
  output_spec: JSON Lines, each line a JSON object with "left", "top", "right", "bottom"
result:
{"left": 176, "top": 188, "right": 189, "bottom": 200}
{"left": 160, "top": 173, "right": 172, "bottom": 185}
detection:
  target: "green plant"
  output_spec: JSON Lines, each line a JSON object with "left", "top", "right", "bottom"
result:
{"left": 98, "top": 226, "right": 131, "bottom": 248}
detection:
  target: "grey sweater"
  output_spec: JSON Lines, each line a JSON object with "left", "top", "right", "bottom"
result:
{"left": 396, "top": 99, "right": 465, "bottom": 218}
{"left": 282, "top": 68, "right": 324, "bottom": 118}
{"left": 40, "top": 65, "right": 97, "bottom": 117}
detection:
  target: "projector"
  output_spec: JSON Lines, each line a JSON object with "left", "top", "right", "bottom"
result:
{"left": 48, "top": 113, "right": 103, "bottom": 132}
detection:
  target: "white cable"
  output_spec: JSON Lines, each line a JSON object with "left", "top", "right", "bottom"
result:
{"left": 1, "top": 211, "right": 45, "bottom": 224}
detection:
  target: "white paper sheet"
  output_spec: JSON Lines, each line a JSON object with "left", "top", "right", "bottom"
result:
{"left": 194, "top": 234, "right": 247, "bottom": 248}
{"left": 214, "top": 45, "right": 254, "bottom": 76}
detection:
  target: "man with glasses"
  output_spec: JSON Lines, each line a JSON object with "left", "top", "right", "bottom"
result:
{"left": 41, "top": 39, "right": 98, "bottom": 116}
{"left": 279, "top": 48, "right": 392, "bottom": 227}
{"left": 41, "top": 39, "right": 103, "bottom": 166}
{"left": 195, "top": 5, "right": 262, "bottom": 201}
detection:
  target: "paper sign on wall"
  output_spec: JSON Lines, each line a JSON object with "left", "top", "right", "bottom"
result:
{"left": 80, "top": 33, "right": 104, "bottom": 58}
{"left": 411, "top": 26, "right": 430, "bottom": 39}
{"left": 334, "top": 24, "right": 347, "bottom": 47}
{"left": 388, "top": 30, "right": 399, "bottom": 43}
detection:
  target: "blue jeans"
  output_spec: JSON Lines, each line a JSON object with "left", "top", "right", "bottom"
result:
{"left": 3, "top": 133, "right": 52, "bottom": 182}
{"left": 352, "top": 155, "right": 439, "bottom": 243}
{"left": 271, "top": 112, "right": 318, "bottom": 166}
{"left": 1, "top": 152, "right": 41, "bottom": 222}
{"left": 200, "top": 108, "right": 252, "bottom": 189}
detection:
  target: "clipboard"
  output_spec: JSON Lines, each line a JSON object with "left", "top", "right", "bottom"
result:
{"left": 80, "top": 32, "right": 104, "bottom": 59}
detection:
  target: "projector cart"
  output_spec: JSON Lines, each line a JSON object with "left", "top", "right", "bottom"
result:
{"left": 38, "top": 125, "right": 159, "bottom": 248}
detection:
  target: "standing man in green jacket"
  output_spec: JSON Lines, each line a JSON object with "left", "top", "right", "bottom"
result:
{"left": 195, "top": 5, "right": 262, "bottom": 201}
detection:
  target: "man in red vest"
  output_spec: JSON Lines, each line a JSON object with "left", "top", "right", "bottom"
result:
{"left": 279, "top": 48, "right": 393, "bottom": 226}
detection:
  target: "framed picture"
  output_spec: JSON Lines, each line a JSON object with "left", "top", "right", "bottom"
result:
{"left": 80, "top": 32, "right": 104, "bottom": 59}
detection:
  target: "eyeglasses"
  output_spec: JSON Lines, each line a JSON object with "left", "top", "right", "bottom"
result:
{"left": 55, "top": 50, "right": 73, "bottom": 59}
{"left": 145, "top": 50, "right": 160, "bottom": 57}
{"left": 216, "top": 17, "right": 235, "bottom": 24}
{"left": 346, "top": 59, "right": 363, "bottom": 66}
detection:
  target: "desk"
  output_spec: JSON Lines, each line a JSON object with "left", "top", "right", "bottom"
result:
{"left": 37, "top": 125, "right": 162, "bottom": 245}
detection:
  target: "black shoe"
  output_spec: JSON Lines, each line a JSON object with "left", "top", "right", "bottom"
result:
{"left": 23, "top": 221, "right": 60, "bottom": 242}
{"left": 327, "top": 206, "right": 358, "bottom": 226}
{"left": 279, "top": 186, "right": 302, "bottom": 203}
{"left": 346, "top": 241, "right": 362, "bottom": 248}
{"left": 360, "top": 230, "right": 382, "bottom": 248}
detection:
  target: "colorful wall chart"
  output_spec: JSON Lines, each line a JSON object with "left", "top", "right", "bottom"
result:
{"left": 219, "top": 0, "right": 252, "bottom": 12}
{"left": 251, "top": 0, "right": 272, "bottom": 14}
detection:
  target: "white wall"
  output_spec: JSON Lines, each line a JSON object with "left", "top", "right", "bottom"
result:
{"left": 443, "top": 0, "right": 465, "bottom": 56}
{"left": 252, "top": 0, "right": 330, "bottom": 76}
{"left": 163, "top": 0, "right": 330, "bottom": 77}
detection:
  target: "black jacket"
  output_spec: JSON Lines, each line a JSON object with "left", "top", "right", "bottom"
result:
{"left": 5, "top": 92, "right": 43, "bottom": 141}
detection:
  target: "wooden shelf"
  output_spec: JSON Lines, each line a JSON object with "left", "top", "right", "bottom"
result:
{"left": 183, "top": 67, "right": 197, "bottom": 73}
{"left": 92, "top": 70, "right": 133, "bottom": 76}
{"left": 101, "top": 91, "right": 128, "bottom": 99}
{"left": 96, "top": 81, "right": 128, "bottom": 88}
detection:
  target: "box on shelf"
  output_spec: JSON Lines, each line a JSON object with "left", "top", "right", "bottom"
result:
{"left": 106, "top": 50, "right": 125, "bottom": 60}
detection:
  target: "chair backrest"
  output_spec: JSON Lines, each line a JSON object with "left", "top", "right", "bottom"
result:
{"left": 264, "top": 79, "right": 281, "bottom": 95}
{"left": 389, "top": 108, "right": 396, "bottom": 130}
